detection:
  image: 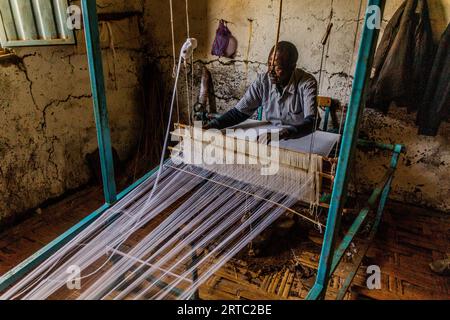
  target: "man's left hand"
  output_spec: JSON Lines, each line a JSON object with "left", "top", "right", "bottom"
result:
{"left": 278, "top": 128, "right": 290, "bottom": 140}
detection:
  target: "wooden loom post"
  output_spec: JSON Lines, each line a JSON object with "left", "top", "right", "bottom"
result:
{"left": 82, "top": 0, "right": 117, "bottom": 204}
{"left": 306, "top": 0, "right": 386, "bottom": 300}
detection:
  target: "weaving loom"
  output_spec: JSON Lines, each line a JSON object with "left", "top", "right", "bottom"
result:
{"left": 0, "top": 123, "right": 337, "bottom": 300}
{"left": 171, "top": 121, "right": 340, "bottom": 207}
{"left": 0, "top": 0, "right": 404, "bottom": 300}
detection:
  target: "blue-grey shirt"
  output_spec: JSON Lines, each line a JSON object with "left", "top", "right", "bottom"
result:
{"left": 235, "top": 68, "right": 318, "bottom": 132}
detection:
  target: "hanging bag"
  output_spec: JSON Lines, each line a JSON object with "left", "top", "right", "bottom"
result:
{"left": 211, "top": 20, "right": 236, "bottom": 58}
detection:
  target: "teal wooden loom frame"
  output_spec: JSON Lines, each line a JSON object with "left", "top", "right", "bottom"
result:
{"left": 0, "top": 0, "right": 404, "bottom": 299}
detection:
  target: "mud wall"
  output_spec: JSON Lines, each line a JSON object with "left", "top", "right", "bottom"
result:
{"left": 145, "top": 0, "right": 449, "bottom": 211}
{"left": 0, "top": 0, "right": 146, "bottom": 224}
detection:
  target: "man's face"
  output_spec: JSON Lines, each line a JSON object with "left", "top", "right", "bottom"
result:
{"left": 268, "top": 51, "right": 294, "bottom": 87}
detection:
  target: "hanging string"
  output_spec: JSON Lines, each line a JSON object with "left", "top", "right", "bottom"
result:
{"left": 99, "top": 21, "right": 118, "bottom": 90}
{"left": 185, "top": 65, "right": 192, "bottom": 126}
{"left": 307, "top": 8, "right": 333, "bottom": 174}
{"left": 170, "top": 0, "right": 178, "bottom": 75}
{"left": 304, "top": 7, "right": 333, "bottom": 220}
{"left": 169, "top": 0, "right": 180, "bottom": 123}
{"left": 332, "top": 0, "right": 363, "bottom": 165}
{"left": 191, "top": 60, "right": 195, "bottom": 124}
{"left": 184, "top": 0, "right": 193, "bottom": 126}
{"left": 188, "top": 0, "right": 195, "bottom": 126}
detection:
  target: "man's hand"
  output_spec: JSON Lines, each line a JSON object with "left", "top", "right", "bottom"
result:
{"left": 278, "top": 128, "right": 290, "bottom": 140}
{"left": 258, "top": 128, "right": 290, "bottom": 145}
{"left": 202, "top": 122, "right": 211, "bottom": 130}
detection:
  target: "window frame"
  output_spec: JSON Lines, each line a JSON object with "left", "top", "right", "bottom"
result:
{"left": 0, "top": 0, "right": 76, "bottom": 48}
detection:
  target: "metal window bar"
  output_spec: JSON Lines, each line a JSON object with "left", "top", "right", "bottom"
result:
{"left": 0, "top": 0, "right": 75, "bottom": 47}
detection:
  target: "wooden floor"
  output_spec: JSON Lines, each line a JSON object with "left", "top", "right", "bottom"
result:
{"left": 0, "top": 185, "right": 448, "bottom": 300}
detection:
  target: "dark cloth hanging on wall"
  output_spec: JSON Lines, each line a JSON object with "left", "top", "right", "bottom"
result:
{"left": 417, "top": 23, "right": 450, "bottom": 136}
{"left": 367, "top": 0, "right": 435, "bottom": 113}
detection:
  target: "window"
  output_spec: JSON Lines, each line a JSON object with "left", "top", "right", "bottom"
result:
{"left": 0, "top": 0, "right": 75, "bottom": 48}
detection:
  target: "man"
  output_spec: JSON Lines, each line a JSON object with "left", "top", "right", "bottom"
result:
{"left": 205, "top": 41, "right": 318, "bottom": 140}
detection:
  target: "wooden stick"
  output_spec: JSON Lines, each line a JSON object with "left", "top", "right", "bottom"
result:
{"left": 271, "top": 0, "right": 284, "bottom": 68}
{"left": 282, "top": 272, "right": 294, "bottom": 298}
{"left": 263, "top": 274, "right": 273, "bottom": 291}
{"left": 278, "top": 269, "right": 290, "bottom": 296}
{"left": 261, "top": 275, "right": 270, "bottom": 291}
{"left": 268, "top": 272, "right": 282, "bottom": 294}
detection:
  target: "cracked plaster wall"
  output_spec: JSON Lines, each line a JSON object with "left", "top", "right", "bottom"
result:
{"left": 145, "top": 0, "right": 450, "bottom": 212}
{"left": 0, "top": 0, "right": 146, "bottom": 224}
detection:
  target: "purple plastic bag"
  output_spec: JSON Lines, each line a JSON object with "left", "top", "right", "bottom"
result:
{"left": 211, "top": 20, "right": 232, "bottom": 57}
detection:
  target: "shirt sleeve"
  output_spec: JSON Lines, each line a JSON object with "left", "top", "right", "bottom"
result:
{"left": 234, "top": 75, "right": 264, "bottom": 116}
{"left": 285, "top": 78, "right": 319, "bottom": 136}
{"left": 302, "top": 78, "right": 318, "bottom": 119}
